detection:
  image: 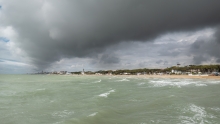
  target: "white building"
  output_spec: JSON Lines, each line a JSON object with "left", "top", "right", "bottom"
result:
{"left": 81, "top": 69, "right": 85, "bottom": 75}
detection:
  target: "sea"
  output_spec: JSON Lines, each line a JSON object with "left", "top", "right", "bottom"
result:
{"left": 0, "top": 75, "right": 220, "bottom": 124}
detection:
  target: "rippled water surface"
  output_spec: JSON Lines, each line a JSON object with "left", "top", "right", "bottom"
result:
{"left": 0, "top": 75, "right": 220, "bottom": 124}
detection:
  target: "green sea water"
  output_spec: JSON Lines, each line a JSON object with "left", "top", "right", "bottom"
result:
{"left": 0, "top": 75, "right": 220, "bottom": 124}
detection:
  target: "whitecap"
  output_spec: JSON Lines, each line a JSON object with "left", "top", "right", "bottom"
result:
{"left": 117, "top": 78, "right": 130, "bottom": 82}
{"left": 149, "top": 80, "right": 190, "bottom": 88}
{"left": 195, "top": 84, "right": 207, "bottom": 87}
{"left": 210, "top": 107, "right": 220, "bottom": 112}
{"left": 149, "top": 79, "right": 211, "bottom": 88}
{"left": 137, "top": 82, "right": 145, "bottom": 86}
{"left": 88, "top": 112, "right": 98, "bottom": 117}
{"left": 92, "top": 79, "right": 101, "bottom": 83}
{"left": 208, "top": 80, "right": 220, "bottom": 84}
{"left": 99, "top": 90, "right": 115, "bottom": 98}
{"left": 179, "top": 104, "right": 216, "bottom": 124}
{"left": 52, "top": 110, "right": 74, "bottom": 118}
{"left": 53, "top": 121, "right": 64, "bottom": 124}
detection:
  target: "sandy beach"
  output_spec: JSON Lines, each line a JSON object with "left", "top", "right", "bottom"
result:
{"left": 112, "top": 75, "right": 220, "bottom": 79}
{"left": 63, "top": 74, "right": 220, "bottom": 79}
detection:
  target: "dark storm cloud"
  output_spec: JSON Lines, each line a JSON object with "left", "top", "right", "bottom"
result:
{"left": 99, "top": 53, "right": 120, "bottom": 65}
{"left": 189, "top": 27, "right": 220, "bottom": 64}
{"left": 192, "top": 55, "right": 207, "bottom": 64}
{"left": 1, "top": 0, "right": 220, "bottom": 69}
{"left": 214, "top": 26, "right": 220, "bottom": 43}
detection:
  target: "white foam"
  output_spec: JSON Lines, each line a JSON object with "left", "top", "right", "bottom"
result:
{"left": 150, "top": 80, "right": 190, "bottom": 88}
{"left": 179, "top": 104, "right": 216, "bottom": 124}
{"left": 117, "top": 78, "right": 130, "bottom": 82}
{"left": 195, "top": 84, "right": 207, "bottom": 87}
{"left": 149, "top": 79, "right": 209, "bottom": 88}
{"left": 53, "top": 121, "right": 64, "bottom": 124}
{"left": 137, "top": 82, "right": 145, "bottom": 86}
{"left": 88, "top": 112, "right": 98, "bottom": 117}
{"left": 99, "top": 90, "right": 115, "bottom": 98}
{"left": 92, "top": 79, "right": 102, "bottom": 83}
{"left": 210, "top": 107, "right": 220, "bottom": 112}
{"left": 52, "top": 110, "right": 74, "bottom": 118}
{"left": 208, "top": 80, "right": 220, "bottom": 84}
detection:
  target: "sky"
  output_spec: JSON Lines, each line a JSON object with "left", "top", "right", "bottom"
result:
{"left": 0, "top": 0, "right": 220, "bottom": 74}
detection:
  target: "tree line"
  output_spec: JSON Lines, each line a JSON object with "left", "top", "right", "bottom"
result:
{"left": 70, "top": 64, "right": 220, "bottom": 75}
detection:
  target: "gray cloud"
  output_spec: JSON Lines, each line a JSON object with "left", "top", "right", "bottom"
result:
{"left": 156, "top": 60, "right": 169, "bottom": 65}
{"left": 192, "top": 55, "right": 208, "bottom": 64}
{"left": 1, "top": 0, "right": 220, "bottom": 70}
{"left": 189, "top": 27, "right": 220, "bottom": 64}
{"left": 99, "top": 53, "right": 120, "bottom": 65}
{"left": 156, "top": 60, "right": 163, "bottom": 64}
{"left": 214, "top": 26, "right": 220, "bottom": 43}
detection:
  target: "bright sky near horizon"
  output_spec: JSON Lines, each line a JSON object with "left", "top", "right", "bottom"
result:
{"left": 0, "top": 0, "right": 220, "bottom": 74}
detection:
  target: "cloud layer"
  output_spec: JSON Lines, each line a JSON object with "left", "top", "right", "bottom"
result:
{"left": 1, "top": 0, "right": 220, "bottom": 71}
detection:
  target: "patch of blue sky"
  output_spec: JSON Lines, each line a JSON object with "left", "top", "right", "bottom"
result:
{"left": 0, "top": 37, "right": 10, "bottom": 42}
{"left": 0, "top": 58, "right": 18, "bottom": 62}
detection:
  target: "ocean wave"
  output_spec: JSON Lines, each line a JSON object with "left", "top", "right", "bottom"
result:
{"left": 0, "top": 91, "right": 17, "bottom": 96}
{"left": 53, "top": 121, "right": 64, "bottom": 124}
{"left": 195, "top": 84, "right": 207, "bottom": 87}
{"left": 149, "top": 79, "right": 210, "bottom": 88}
{"left": 128, "top": 99, "right": 142, "bottom": 102}
{"left": 88, "top": 112, "right": 98, "bottom": 117}
{"left": 149, "top": 80, "right": 190, "bottom": 88}
{"left": 210, "top": 107, "right": 220, "bottom": 112}
{"left": 208, "top": 80, "right": 220, "bottom": 84}
{"left": 179, "top": 104, "right": 216, "bottom": 124}
{"left": 92, "top": 79, "right": 102, "bottom": 83}
{"left": 137, "top": 82, "right": 145, "bottom": 86}
{"left": 98, "top": 90, "right": 115, "bottom": 98}
{"left": 117, "top": 78, "right": 130, "bottom": 82}
{"left": 51, "top": 110, "right": 74, "bottom": 118}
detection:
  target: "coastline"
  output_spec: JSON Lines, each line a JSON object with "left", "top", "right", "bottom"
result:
{"left": 113, "top": 75, "right": 220, "bottom": 79}
{"left": 45, "top": 74, "right": 220, "bottom": 79}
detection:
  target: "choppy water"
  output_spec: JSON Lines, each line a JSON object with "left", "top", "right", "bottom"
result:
{"left": 0, "top": 75, "right": 220, "bottom": 124}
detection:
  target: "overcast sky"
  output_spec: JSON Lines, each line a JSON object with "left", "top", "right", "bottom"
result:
{"left": 1, "top": 0, "right": 220, "bottom": 74}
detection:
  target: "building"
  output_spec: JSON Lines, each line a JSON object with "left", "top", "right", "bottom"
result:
{"left": 81, "top": 69, "right": 85, "bottom": 75}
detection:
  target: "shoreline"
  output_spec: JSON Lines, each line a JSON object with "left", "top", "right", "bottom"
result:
{"left": 36, "top": 74, "right": 220, "bottom": 79}
{"left": 113, "top": 75, "right": 220, "bottom": 79}
{"left": 79, "top": 74, "right": 220, "bottom": 79}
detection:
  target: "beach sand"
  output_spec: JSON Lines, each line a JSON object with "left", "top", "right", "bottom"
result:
{"left": 113, "top": 75, "right": 220, "bottom": 79}
{"left": 68, "top": 74, "right": 220, "bottom": 79}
